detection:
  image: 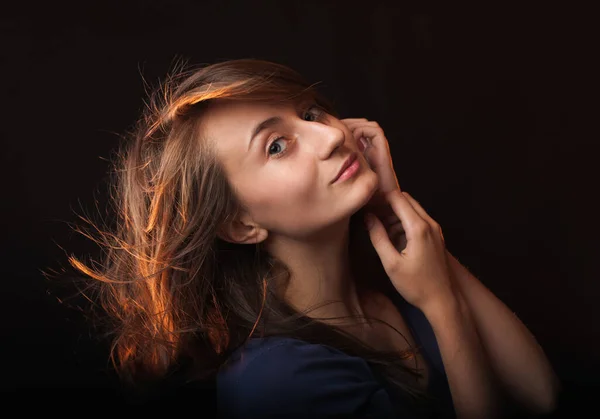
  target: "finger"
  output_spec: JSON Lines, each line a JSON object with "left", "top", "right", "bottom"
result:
{"left": 402, "top": 192, "right": 445, "bottom": 244}
{"left": 345, "top": 121, "right": 380, "bottom": 130}
{"left": 341, "top": 118, "right": 369, "bottom": 124}
{"left": 365, "top": 213, "right": 404, "bottom": 268}
{"left": 351, "top": 126, "right": 399, "bottom": 193}
{"left": 384, "top": 189, "right": 428, "bottom": 242}
{"left": 350, "top": 127, "right": 387, "bottom": 157}
{"left": 357, "top": 136, "right": 371, "bottom": 153}
{"left": 345, "top": 123, "right": 379, "bottom": 149}
{"left": 348, "top": 125, "right": 384, "bottom": 140}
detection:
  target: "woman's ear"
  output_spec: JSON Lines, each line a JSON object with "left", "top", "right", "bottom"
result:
{"left": 217, "top": 217, "right": 268, "bottom": 245}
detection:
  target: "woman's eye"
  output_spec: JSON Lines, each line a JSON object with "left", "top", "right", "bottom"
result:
{"left": 267, "top": 136, "right": 287, "bottom": 158}
{"left": 303, "top": 105, "right": 324, "bottom": 122}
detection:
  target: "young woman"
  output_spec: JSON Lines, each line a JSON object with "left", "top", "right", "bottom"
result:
{"left": 64, "top": 58, "right": 559, "bottom": 418}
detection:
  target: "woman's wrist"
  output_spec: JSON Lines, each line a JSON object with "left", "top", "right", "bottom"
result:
{"left": 419, "top": 285, "right": 467, "bottom": 321}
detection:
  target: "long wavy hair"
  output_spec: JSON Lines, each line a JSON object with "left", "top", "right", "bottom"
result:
{"left": 51, "top": 58, "right": 440, "bottom": 415}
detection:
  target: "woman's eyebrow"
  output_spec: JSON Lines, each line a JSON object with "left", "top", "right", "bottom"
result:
{"left": 247, "top": 116, "right": 283, "bottom": 151}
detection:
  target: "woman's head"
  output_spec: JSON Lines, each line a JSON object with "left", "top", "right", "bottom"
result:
{"left": 59, "top": 58, "right": 427, "bottom": 409}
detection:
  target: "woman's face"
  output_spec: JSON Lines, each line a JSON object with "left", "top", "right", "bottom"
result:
{"left": 201, "top": 98, "right": 378, "bottom": 241}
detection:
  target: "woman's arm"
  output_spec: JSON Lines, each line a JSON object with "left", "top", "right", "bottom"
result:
{"left": 422, "top": 290, "right": 504, "bottom": 419}
{"left": 446, "top": 251, "right": 561, "bottom": 415}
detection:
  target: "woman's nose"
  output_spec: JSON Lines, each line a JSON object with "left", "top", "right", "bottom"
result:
{"left": 318, "top": 125, "right": 345, "bottom": 148}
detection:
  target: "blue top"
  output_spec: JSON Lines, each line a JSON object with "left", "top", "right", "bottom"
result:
{"left": 216, "top": 293, "right": 455, "bottom": 418}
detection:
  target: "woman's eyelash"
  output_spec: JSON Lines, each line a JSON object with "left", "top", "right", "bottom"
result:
{"left": 266, "top": 105, "right": 325, "bottom": 159}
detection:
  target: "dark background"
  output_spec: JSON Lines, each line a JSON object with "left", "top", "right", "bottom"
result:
{"left": 1, "top": 1, "right": 597, "bottom": 416}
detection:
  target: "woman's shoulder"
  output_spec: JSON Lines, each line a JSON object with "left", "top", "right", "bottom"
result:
{"left": 216, "top": 336, "right": 398, "bottom": 418}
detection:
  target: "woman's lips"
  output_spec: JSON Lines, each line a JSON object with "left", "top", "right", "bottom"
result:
{"left": 332, "top": 157, "right": 360, "bottom": 183}
{"left": 331, "top": 152, "right": 358, "bottom": 183}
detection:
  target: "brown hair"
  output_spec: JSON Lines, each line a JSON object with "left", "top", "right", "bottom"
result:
{"left": 49, "top": 58, "right": 438, "bottom": 415}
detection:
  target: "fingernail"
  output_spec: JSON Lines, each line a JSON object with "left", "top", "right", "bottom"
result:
{"left": 359, "top": 138, "right": 369, "bottom": 153}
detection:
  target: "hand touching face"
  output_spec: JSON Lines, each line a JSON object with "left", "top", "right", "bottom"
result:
{"left": 341, "top": 118, "right": 403, "bottom": 233}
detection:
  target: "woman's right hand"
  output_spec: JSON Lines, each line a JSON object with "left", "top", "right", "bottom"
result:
{"left": 364, "top": 189, "right": 457, "bottom": 313}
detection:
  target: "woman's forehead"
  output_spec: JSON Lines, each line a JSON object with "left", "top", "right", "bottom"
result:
{"left": 207, "top": 95, "right": 315, "bottom": 124}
